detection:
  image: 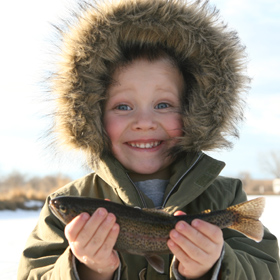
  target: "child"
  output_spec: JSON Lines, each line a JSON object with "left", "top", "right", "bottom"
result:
{"left": 18, "top": 0, "right": 280, "bottom": 279}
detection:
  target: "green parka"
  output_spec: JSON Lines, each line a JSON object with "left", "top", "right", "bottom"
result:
{"left": 18, "top": 0, "right": 280, "bottom": 278}
{"left": 18, "top": 152, "right": 280, "bottom": 279}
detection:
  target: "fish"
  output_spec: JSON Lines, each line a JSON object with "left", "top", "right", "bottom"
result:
{"left": 49, "top": 196, "right": 265, "bottom": 274}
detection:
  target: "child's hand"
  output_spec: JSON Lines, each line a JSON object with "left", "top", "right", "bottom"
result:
{"left": 167, "top": 215, "right": 223, "bottom": 279}
{"left": 65, "top": 208, "right": 120, "bottom": 279}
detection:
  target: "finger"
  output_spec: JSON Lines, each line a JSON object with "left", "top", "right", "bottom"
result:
{"left": 173, "top": 210, "right": 186, "bottom": 216}
{"left": 175, "top": 221, "right": 217, "bottom": 253}
{"left": 169, "top": 227, "right": 207, "bottom": 264}
{"left": 94, "top": 223, "right": 120, "bottom": 263}
{"left": 86, "top": 212, "right": 117, "bottom": 253}
{"left": 167, "top": 234, "right": 210, "bottom": 278}
{"left": 65, "top": 212, "right": 90, "bottom": 242}
{"left": 75, "top": 208, "right": 110, "bottom": 251}
{"left": 167, "top": 236, "right": 193, "bottom": 264}
{"left": 172, "top": 220, "right": 223, "bottom": 263}
{"left": 191, "top": 219, "right": 223, "bottom": 244}
{"left": 168, "top": 228, "right": 215, "bottom": 279}
{"left": 81, "top": 217, "right": 120, "bottom": 272}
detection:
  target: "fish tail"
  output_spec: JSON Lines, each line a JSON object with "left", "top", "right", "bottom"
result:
{"left": 228, "top": 197, "right": 265, "bottom": 242}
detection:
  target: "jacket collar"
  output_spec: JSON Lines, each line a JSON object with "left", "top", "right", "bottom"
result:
{"left": 163, "top": 152, "right": 225, "bottom": 213}
{"left": 95, "top": 152, "right": 225, "bottom": 211}
{"left": 96, "top": 156, "right": 145, "bottom": 207}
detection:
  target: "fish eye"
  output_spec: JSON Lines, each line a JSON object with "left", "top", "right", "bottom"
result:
{"left": 59, "top": 205, "right": 67, "bottom": 213}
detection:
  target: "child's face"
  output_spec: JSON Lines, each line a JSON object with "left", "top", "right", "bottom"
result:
{"left": 103, "top": 58, "right": 184, "bottom": 180}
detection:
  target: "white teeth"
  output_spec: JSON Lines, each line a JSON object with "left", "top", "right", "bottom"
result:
{"left": 129, "top": 141, "right": 161, "bottom": 149}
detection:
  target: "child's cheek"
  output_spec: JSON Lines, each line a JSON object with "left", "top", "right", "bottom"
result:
{"left": 166, "top": 114, "right": 183, "bottom": 139}
{"left": 104, "top": 113, "right": 118, "bottom": 140}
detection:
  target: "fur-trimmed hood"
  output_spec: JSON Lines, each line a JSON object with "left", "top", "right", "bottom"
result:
{"left": 51, "top": 0, "right": 249, "bottom": 165}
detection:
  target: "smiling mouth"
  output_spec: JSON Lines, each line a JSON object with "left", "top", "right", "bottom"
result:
{"left": 127, "top": 141, "right": 162, "bottom": 149}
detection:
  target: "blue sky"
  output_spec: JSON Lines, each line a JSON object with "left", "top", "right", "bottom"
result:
{"left": 0, "top": 0, "right": 279, "bottom": 180}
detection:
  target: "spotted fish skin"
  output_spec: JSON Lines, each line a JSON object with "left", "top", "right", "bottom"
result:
{"left": 49, "top": 196, "right": 265, "bottom": 273}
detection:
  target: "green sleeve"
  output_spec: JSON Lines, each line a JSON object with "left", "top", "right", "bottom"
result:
{"left": 17, "top": 197, "right": 77, "bottom": 280}
{"left": 220, "top": 185, "right": 280, "bottom": 279}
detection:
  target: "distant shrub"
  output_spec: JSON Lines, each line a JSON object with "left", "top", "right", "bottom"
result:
{"left": 0, "top": 172, "right": 71, "bottom": 210}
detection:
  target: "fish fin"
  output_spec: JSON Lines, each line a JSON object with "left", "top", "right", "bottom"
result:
{"left": 229, "top": 217, "right": 264, "bottom": 242}
{"left": 228, "top": 197, "right": 265, "bottom": 220}
{"left": 145, "top": 254, "right": 165, "bottom": 274}
{"left": 228, "top": 197, "right": 265, "bottom": 242}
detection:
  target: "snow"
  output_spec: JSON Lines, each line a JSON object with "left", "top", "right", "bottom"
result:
{"left": 0, "top": 209, "right": 41, "bottom": 280}
{"left": 24, "top": 200, "right": 44, "bottom": 208}
{"left": 0, "top": 195, "right": 279, "bottom": 280}
{"left": 250, "top": 196, "right": 280, "bottom": 241}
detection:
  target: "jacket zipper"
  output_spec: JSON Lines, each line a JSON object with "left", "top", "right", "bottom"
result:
{"left": 161, "top": 152, "right": 203, "bottom": 208}
{"left": 125, "top": 173, "right": 148, "bottom": 208}
{"left": 125, "top": 152, "right": 203, "bottom": 209}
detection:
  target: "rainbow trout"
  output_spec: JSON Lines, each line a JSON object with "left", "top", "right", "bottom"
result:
{"left": 49, "top": 196, "right": 265, "bottom": 273}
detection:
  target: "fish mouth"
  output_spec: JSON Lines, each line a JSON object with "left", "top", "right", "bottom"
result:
{"left": 127, "top": 141, "right": 162, "bottom": 149}
{"left": 49, "top": 199, "right": 58, "bottom": 213}
{"left": 49, "top": 199, "right": 59, "bottom": 210}
{"left": 49, "top": 199, "right": 64, "bottom": 222}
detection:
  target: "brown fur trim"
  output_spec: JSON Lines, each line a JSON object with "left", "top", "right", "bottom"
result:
{"left": 50, "top": 0, "right": 250, "bottom": 164}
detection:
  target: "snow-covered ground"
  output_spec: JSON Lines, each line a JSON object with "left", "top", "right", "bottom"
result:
{"left": 0, "top": 208, "right": 41, "bottom": 280}
{"left": 1, "top": 196, "right": 279, "bottom": 280}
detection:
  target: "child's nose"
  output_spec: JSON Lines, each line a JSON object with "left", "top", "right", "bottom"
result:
{"left": 131, "top": 109, "right": 157, "bottom": 131}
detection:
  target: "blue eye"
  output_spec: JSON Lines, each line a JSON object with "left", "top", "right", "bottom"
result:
{"left": 116, "top": 104, "right": 132, "bottom": 110}
{"left": 155, "top": 103, "right": 170, "bottom": 109}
